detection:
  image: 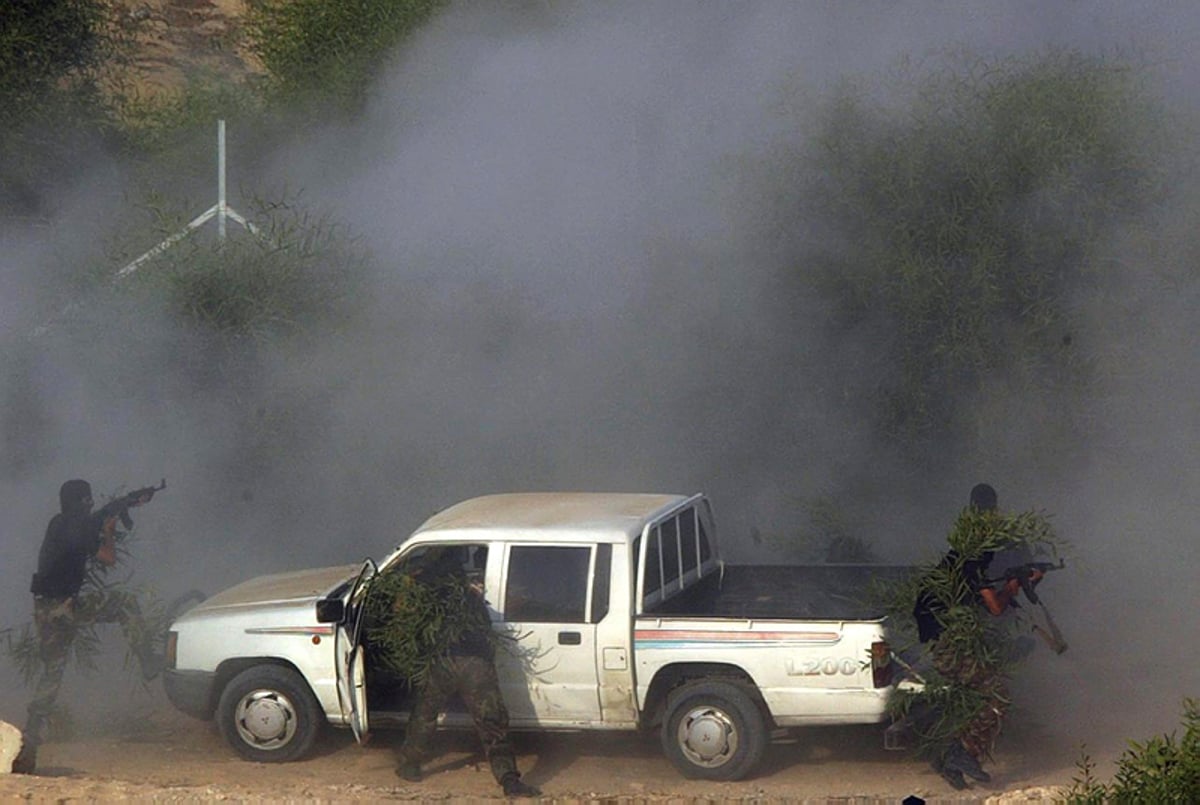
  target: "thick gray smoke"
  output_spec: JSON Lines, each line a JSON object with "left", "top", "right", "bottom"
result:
{"left": 2, "top": 0, "right": 1197, "bottom": 766}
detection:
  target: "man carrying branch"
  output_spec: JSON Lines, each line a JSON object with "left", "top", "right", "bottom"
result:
{"left": 906, "top": 482, "right": 1066, "bottom": 790}
{"left": 367, "top": 546, "right": 539, "bottom": 798}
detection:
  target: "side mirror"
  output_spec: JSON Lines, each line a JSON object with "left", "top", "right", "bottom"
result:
{"left": 315, "top": 598, "right": 345, "bottom": 624}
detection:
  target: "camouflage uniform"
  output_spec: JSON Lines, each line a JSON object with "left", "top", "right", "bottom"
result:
{"left": 909, "top": 484, "right": 1011, "bottom": 788}
{"left": 15, "top": 480, "right": 160, "bottom": 773}
{"left": 24, "top": 587, "right": 156, "bottom": 748}
{"left": 396, "top": 653, "right": 518, "bottom": 783}
{"left": 392, "top": 549, "right": 524, "bottom": 788}
{"left": 930, "top": 637, "right": 1008, "bottom": 760}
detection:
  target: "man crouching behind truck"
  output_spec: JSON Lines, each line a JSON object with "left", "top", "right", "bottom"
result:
{"left": 387, "top": 547, "right": 540, "bottom": 798}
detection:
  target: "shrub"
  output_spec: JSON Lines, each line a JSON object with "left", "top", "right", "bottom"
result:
{"left": 244, "top": 0, "right": 446, "bottom": 111}
{"left": 1066, "top": 699, "right": 1200, "bottom": 803}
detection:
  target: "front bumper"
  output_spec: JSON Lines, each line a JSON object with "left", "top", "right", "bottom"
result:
{"left": 163, "top": 668, "right": 218, "bottom": 719}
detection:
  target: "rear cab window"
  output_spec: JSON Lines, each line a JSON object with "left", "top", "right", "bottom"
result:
{"left": 637, "top": 499, "right": 718, "bottom": 613}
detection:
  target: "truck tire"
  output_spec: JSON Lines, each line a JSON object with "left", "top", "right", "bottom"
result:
{"left": 217, "top": 665, "right": 324, "bottom": 763}
{"left": 660, "top": 679, "right": 768, "bottom": 781}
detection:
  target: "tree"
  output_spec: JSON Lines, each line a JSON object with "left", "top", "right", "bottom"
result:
{"left": 802, "top": 51, "right": 1165, "bottom": 464}
{"left": 0, "top": 0, "right": 129, "bottom": 213}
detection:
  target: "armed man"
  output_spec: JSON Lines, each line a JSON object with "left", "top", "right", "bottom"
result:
{"left": 909, "top": 482, "right": 1065, "bottom": 791}
{"left": 392, "top": 547, "right": 540, "bottom": 798}
{"left": 12, "top": 478, "right": 165, "bottom": 775}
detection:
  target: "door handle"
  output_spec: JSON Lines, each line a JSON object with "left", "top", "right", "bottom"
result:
{"left": 558, "top": 631, "right": 581, "bottom": 645}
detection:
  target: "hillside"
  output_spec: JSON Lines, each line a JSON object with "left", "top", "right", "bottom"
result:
{"left": 115, "top": 0, "right": 262, "bottom": 98}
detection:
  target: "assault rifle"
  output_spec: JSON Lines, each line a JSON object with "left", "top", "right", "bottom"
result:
{"left": 98, "top": 479, "right": 167, "bottom": 531}
{"left": 989, "top": 559, "right": 1065, "bottom": 604}
{"left": 985, "top": 558, "right": 1068, "bottom": 654}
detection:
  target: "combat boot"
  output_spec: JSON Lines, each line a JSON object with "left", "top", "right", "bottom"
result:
{"left": 500, "top": 773, "right": 540, "bottom": 797}
{"left": 945, "top": 741, "right": 991, "bottom": 783}
{"left": 930, "top": 755, "right": 967, "bottom": 790}
{"left": 11, "top": 742, "right": 36, "bottom": 774}
{"left": 395, "top": 760, "right": 422, "bottom": 782}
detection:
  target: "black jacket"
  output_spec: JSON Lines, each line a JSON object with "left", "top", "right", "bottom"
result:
{"left": 912, "top": 549, "right": 994, "bottom": 643}
{"left": 30, "top": 481, "right": 105, "bottom": 599}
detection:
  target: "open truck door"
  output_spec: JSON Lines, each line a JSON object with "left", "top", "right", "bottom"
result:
{"left": 335, "top": 558, "right": 376, "bottom": 744}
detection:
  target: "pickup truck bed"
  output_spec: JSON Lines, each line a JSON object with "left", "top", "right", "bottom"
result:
{"left": 651, "top": 564, "right": 915, "bottom": 621}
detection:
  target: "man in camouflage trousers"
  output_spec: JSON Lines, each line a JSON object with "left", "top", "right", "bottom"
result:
{"left": 911, "top": 483, "right": 1022, "bottom": 790}
{"left": 929, "top": 630, "right": 1009, "bottom": 763}
{"left": 13, "top": 480, "right": 160, "bottom": 775}
{"left": 394, "top": 549, "right": 539, "bottom": 798}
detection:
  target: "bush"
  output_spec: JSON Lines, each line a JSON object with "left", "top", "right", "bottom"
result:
{"left": 115, "top": 194, "right": 367, "bottom": 347}
{"left": 116, "top": 73, "right": 264, "bottom": 155}
{"left": 244, "top": 0, "right": 446, "bottom": 111}
{"left": 1066, "top": 698, "right": 1200, "bottom": 803}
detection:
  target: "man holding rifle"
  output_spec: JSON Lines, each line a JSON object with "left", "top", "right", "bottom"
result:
{"left": 910, "top": 482, "right": 1067, "bottom": 791}
{"left": 12, "top": 478, "right": 165, "bottom": 774}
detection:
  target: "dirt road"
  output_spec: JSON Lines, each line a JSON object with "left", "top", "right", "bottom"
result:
{"left": 0, "top": 689, "right": 1102, "bottom": 804}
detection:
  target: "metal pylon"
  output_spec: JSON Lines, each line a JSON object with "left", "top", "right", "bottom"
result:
{"left": 116, "top": 119, "right": 261, "bottom": 278}
{"left": 29, "top": 120, "right": 260, "bottom": 338}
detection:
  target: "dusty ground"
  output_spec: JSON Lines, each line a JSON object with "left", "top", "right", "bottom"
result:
{"left": 0, "top": 685, "right": 1111, "bottom": 805}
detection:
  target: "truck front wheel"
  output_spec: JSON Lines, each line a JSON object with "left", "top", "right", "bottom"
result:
{"left": 217, "top": 665, "right": 323, "bottom": 763}
{"left": 661, "top": 680, "right": 767, "bottom": 781}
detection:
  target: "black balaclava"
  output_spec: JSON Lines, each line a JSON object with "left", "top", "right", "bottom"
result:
{"left": 59, "top": 479, "right": 93, "bottom": 516}
{"left": 969, "top": 483, "right": 998, "bottom": 512}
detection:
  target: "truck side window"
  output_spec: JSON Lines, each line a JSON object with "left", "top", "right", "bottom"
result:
{"left": 505, "top": 546, "right": 591, "bottom": 623}
{"left": 465, "top": 545, "right": 488, "bottom": 589}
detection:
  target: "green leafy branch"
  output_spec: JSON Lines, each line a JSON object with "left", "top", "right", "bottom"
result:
{"left": 1066, "top": 698, "right": 1200, "bottom": 803}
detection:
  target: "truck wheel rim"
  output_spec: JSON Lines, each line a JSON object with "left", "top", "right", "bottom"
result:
{"left": 234, "top": 689, "right": 297, "bottom": 749}
{"left": 676, "top": 704, "right": 738, "bottom": 767}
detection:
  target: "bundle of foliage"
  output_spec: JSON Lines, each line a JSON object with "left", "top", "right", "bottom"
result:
{"left": 361, "top": 564, "right": 499, "bottom": 688}
{"left": 879, "top": 506, "right": 1066, "bottom": 758}
{"left": 244, "top": 0, "right": 446, "bottom": 112}
{"left": 1067, "top": 698, "right": 1200, "bottom": 803}
{"left": 802, "top": 50, "right": 1167, "bottom": 463}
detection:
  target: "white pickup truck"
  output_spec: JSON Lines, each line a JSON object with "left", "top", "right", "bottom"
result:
{"left": 164, "top": 492, "right": 907, "bottom": 781}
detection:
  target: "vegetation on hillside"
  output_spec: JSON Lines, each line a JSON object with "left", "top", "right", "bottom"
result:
{"left": 0, "top": 0, "right": 448, "bottom": 213}
{"left": 244, "top": 0, "right": 446, "bottom": 111}
{"left": 0, "top": 0, "right": 134, "bottom": 213}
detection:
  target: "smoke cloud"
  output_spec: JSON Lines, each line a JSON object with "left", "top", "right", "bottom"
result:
{"left": 1, "top": 0, "right": 1197, "bottom": 765}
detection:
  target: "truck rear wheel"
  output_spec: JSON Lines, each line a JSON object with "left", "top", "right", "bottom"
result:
{"left": 217, "top": 665, "right": 323, "bottom": 763}
{"left": 661, "top": 680, "right": 767, "bottom": 781}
